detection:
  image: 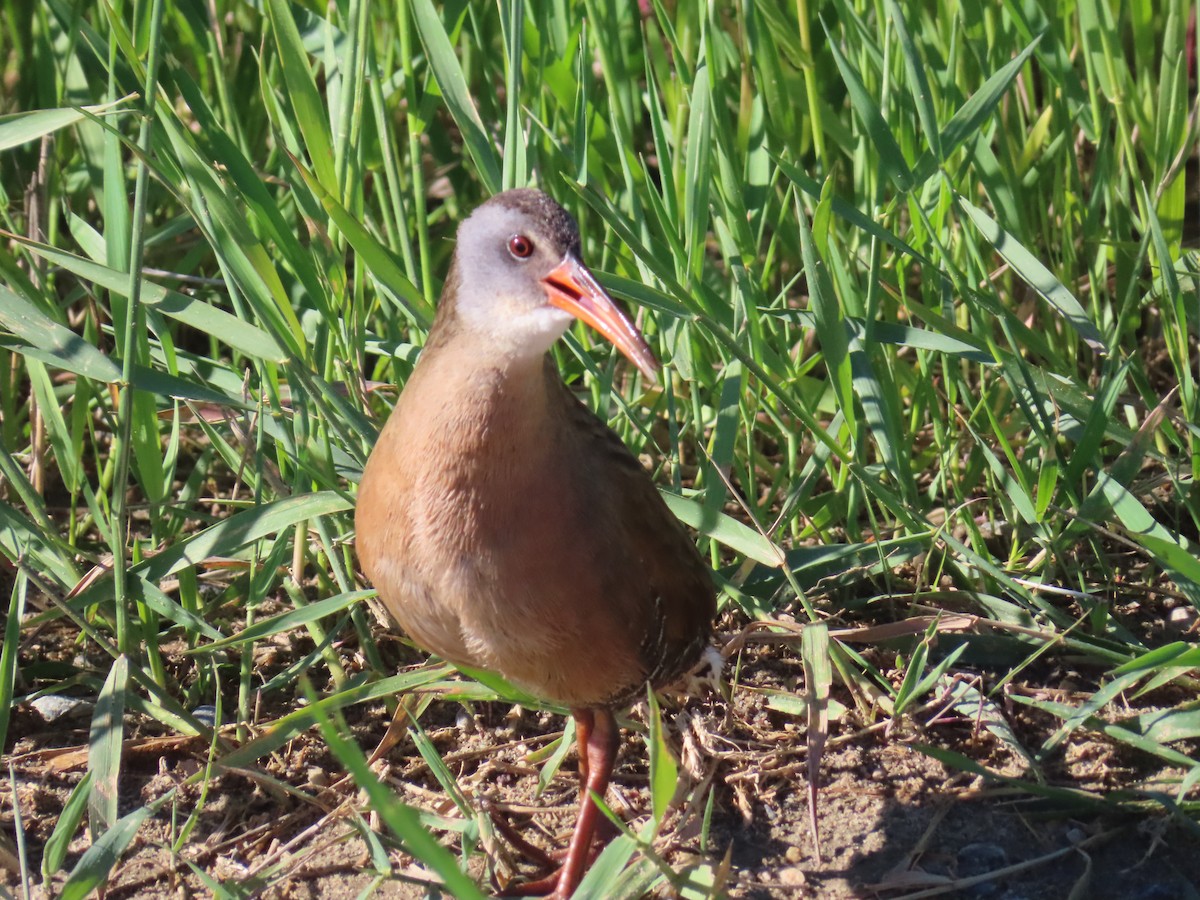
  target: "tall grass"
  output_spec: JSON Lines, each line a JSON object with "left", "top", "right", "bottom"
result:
{"left": 0, "top": 0, "right": 1197, "bottom": 894}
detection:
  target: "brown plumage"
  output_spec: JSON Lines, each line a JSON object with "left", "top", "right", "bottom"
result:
{"left": 356, "top": 189, "right": 715, "bottom": 897}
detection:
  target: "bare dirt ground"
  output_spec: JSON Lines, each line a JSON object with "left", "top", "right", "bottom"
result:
{"left": 4, "top": 607, "right": 1200, "bottom": 900}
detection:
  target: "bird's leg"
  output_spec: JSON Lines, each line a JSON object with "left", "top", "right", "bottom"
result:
{"left": 568, "top": 709, "right": 618, "bottom": 846}
{"left": 489, "top": 710, "right": 598, "bottom": 873}
{"left": 495, "top": 708, "right": 618, "bottom": 898}
{"left": 555, "top": 707, "right": 617, "bottom": 896}
{"left": 574, "top": 708, "right": 593, "bottom": 787}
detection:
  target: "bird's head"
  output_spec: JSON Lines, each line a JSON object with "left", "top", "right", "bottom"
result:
{"left": 449, "top": 189, "right": 660, "bottom": 380}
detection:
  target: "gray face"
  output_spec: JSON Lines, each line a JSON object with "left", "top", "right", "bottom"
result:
{"left": 451, "top": 190, "right": 583, "bottom": 360}
{"left": 446, "top": 189, "right": 660, "bottom": 380}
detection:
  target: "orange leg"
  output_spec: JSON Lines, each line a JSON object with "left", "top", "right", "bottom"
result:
{"left": 574, "top": 708, "right": 593, "bottom": 786}
{"left": 496, "top": 707, "right": 618, "bottom": 898}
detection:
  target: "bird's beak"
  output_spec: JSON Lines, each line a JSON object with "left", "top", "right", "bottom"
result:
{"left": 542, "top": 254, "right": 661, "bottom": 381}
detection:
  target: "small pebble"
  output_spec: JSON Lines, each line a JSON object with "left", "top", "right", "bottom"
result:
{"left": 192, "top": 704, "right": 220, "bottom": 728}
{"left": 785, "top": 845, "right": 804, "bottom": 863}
{"left": 30, "top": 695, "right": 91, "bottom": 722}
{"left": 456, "top": 708, "right": 477, "bottom": 732}
{"left": 778, "top": 866, "right": 807, "bottom": 886}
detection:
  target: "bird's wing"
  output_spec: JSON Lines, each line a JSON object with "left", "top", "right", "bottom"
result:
{"left": 555, "top": 374, "right": 717, "bottom": 692}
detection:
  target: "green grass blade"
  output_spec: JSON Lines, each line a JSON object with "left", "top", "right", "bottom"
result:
{"left": 958, "top": 196, "right": 1107, "bottom": 354}
{"left": 194, "top": 589, "right": 371, "bottom": 653}
{"left": 918, "top": 33, "right": 1044, "bottom": 180}
{"left": 0, "top": 283, "right": 121, "bottom": 381}
{"left": 884, "top": 0, "right": 940, "bottom": 159}
{"left": 265, "top": 0, "right": 337, "bottom": 193}
{"left": 0, "top": 98, "right": 130, "bottom": 151}
{"left": 0, "top": 574, "right": 27, "bottom": 757}
{"left": 683, "top": 63, "right": 712, "bottom": 283}
{"left": 661, "top": 490, "right": 783, "bottom": 566}
{"left": 312, "top": 692, "right": 487, "bottom": 899}
{"left": 823, "top": 22, "right": 912, "bottom": 192}
{"left": 61, "top": 803, "right": 153, "bottom": 900}
{"left": 42, "top": 770, "right": 94, "bottom": 879}
{"left": 646, "top": 690, "right": 678, "bottom": 824}
{"left": 87, "top": 655, "right": 129, "bottom": 837}
{"left": 410, "top": 0, "right": 501, "bottom": 194}
{"left": 499, "top": 0, "right": 525, "bottom": 190}
{"left": 289, "top": 155, "right": 433, "bottom": 326}
{"left": 797, "top": 195, "right": 855, "bottom": 432}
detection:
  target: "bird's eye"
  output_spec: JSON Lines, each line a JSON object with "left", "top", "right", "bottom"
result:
{"left": 508, "top": 234, "right": 534, "bottom": 259}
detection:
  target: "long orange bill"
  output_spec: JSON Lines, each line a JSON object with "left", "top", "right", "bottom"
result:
{"left": 542, "top": 254, "right": 661, "bottom": 381}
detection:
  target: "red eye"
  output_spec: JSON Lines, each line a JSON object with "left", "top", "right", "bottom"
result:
{"left": 508, "top": 234, "right": 534, "bottom": 259}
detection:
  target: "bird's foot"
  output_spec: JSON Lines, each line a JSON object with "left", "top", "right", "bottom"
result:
{"left": 485, "top": 803, "right": 558, "bottom": 872}
{"left": 493, "top": 866, "right": 566, "bottom": 898}
{"left": 488, "top": 815, "right": 616, "bottom": 898}
{"left": 486, "top": 800, "right": 618, "bottom": 871}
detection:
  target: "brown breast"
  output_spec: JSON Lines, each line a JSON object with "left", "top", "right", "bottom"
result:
{"left": 356, "top": 342, "right": 714, "bottom": 708}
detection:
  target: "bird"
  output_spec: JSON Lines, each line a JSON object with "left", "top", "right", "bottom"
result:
{"left": 355, "top": 188, "right": 716, "bottom": 898}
